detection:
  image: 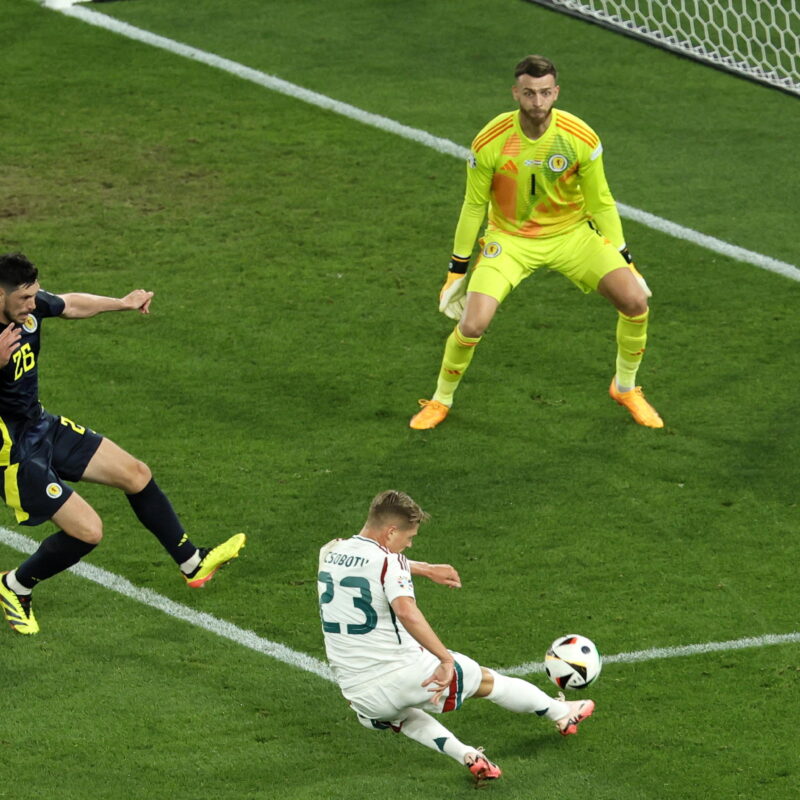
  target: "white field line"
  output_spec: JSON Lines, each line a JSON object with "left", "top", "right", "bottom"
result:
{"left": 38, "top": 0, "right": 800, "bottom": 283}
{"left": 2, "top": 527, "right": 797, "bottom": 678}
{"left": 502, "top": 632, "right": 800, "bottom": 676}
{"left": 0, "top": 527, "right": 334, "bottom": 682}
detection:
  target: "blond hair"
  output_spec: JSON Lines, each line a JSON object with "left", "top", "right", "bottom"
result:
{"left": 367, "top": 490, "right": 430, "bottom": 529}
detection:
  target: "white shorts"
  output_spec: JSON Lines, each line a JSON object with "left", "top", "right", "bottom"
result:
{"left": 342, "top": 650, "right": 483, "bottom": 725}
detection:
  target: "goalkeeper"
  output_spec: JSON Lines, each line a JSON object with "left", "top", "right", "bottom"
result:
{"left": 410, "top": 55, "right": 663, "bottom": 430}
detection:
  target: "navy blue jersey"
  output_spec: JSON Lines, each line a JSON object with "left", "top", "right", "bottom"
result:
{"left": 0, "top": 290, "right": 65, "bottom": 431}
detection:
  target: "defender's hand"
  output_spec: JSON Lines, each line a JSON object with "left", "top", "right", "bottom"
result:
{"left": 0, "top": 325, "right": 21, "bottom": 368}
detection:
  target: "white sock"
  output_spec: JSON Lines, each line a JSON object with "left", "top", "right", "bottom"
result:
{"left": 4, "top": 569, "right": 32, "bottom": 596}
{"left": 179, "top": 549, "right": 201, "bottom": 575}
{"left": 486, "top": 672, "right": 569, "bottom": 721}
{"left": 400, "top": 708, "right": 475, "bottom": 764}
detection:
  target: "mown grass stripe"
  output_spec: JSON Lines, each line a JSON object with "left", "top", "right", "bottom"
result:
{"left": 1, "top": 527, "right": 796, "bottom": 678}
{"left": 38, "top": 0, "right": 800, "bottom": 283}
{"left": 0, "top": 527, "right": 334, "bottom": 681}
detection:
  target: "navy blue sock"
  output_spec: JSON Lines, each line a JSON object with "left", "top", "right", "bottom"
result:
{"left": 126, "top": 478, "right": 196, "bottom": 564}
{"left": 16, "top": 531, "right": 97, "bottom": 589}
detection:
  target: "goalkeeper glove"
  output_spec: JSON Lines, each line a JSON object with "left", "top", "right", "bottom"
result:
{"left": 620, "top": 247, "right": 652, "bottom": 298}
{"left": 438, "top": 255, "right": 470, "bottom": 320}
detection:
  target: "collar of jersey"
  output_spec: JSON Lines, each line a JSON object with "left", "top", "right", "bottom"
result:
{"left": 353, "top": 534, "right": 388, "bottom": 552}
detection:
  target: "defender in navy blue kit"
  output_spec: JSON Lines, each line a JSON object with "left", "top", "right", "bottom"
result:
{"left": 0, "top": 254, "right": 245, "bottom": 635}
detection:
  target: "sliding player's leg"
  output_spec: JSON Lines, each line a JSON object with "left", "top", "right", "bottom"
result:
{"left": 356, "top": 707, "right": 499, "bottom": 779}
{"left": 474, "top": 667, "right": 595, "bottom": 736}
{"left": 346, "top": 650, "right": 501, "bottom": 780}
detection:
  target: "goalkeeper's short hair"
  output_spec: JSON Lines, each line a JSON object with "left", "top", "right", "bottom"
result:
{"left": 514, "top": 55, "right": 557, "bottom": 83}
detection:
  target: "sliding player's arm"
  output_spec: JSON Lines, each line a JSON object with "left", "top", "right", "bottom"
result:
{"left": 409, "top": 560, "right": 461, "bottom": 588}
{"left": 59, "top": 289, "right": 154, "bottom": 319}
{"left": 391, "top": 595, "right": 455, "bottom": 702}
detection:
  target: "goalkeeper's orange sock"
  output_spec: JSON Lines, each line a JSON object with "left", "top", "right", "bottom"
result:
{"left": 432, "top": 325, "right": 481, "bottom": 406}
{"left": 614, "top": 309, "right": 649, "bottom": 391}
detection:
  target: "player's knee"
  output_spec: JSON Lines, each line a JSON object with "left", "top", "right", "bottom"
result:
{"left": 70, "top": 515, "right": 104, "bottom": 545}
{"left": 616, "top": 294, "right": 648, "bottom": 318}
{"left": 458, "top": 318, "right": 487, "bottom": 338}
{"left": 83, "top": 527, "right": 103, "bottom": 546}
{"left": 628, "top": 289, "right": 649, "bottom": 316}
{"left": 475, "top": 667, "right": 496, "bottom": 698}
{"left": 356, "top": 713, "right": 380, "bottom": 731}
{"left": 125, "top": 458, "right": 152, "bottom": 493}
{"left": 84, "top": 515, "right": 103, "bottom": 545}
{"left": 355, "top": 713, "right": 401, "bottom": 733}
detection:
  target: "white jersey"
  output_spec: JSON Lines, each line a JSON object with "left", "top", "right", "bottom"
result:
{"left": 318, "top": 535, "right": 423, "bottom": 690}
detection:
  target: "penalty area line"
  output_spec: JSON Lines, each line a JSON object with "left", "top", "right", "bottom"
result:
{"left": 37, "top": 0, "right": 800, "bottom": 283}
{"left": 1, "top": 527, "right": 797, "bottom": 680}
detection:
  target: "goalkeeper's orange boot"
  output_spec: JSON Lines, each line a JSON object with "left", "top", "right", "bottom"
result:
{"left": 554, "top": 694, "right": 595, "bottom": 736}
{"left": 409, "top": 399, "right": 450, "bottom": 430}
{"left": 609, "top": 378, "right": 663, "bottom": 428}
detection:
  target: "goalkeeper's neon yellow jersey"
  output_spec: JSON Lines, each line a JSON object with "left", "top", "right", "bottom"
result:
{"left": 453, "top": 108, "right": 625, "bottom": 256}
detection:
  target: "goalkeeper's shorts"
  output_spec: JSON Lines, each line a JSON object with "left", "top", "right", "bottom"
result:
{"left": 468, "top": 222, "right": 628, "bottom": 303}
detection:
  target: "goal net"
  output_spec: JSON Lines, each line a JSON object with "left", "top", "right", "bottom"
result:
{"left": 525, "top": 0, "right": 800, "bottom": 96}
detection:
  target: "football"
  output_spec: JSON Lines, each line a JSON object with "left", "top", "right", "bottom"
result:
{"left": 545, "top": 634, "right": 602, "bottom": 690}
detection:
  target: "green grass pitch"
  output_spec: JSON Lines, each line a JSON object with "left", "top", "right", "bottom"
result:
{"left": 2, "top": 1, "right": 799, "bottom": 798}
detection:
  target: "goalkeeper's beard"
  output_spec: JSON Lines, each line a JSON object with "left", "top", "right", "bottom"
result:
{"left": 520, "top": 106, "right": 551, "bottom": 126}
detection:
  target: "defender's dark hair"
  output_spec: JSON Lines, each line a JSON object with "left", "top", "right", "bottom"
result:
{"left": 514, "top": 55, "right": 558, "bottom": 83}
{"left": 0, "top": 253, "right": 38, "bottom": 292}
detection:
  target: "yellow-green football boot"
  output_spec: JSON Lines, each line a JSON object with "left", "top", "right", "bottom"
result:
{"left": 0, "top": 572, "right": 39, "bottom": 635}
{"left": 184, "top": 534, "right": 246, "bottom": 588}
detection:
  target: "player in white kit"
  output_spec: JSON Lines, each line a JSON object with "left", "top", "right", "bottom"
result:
{"left": 317, "top": 490, "right": 595, "bottom": 783}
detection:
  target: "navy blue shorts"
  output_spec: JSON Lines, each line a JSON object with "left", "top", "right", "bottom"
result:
{"left": 0, "top": 411, "right": 103, "bottom": 526}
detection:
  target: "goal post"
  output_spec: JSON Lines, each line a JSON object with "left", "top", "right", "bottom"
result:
{"left": 523, "top": 0, "right": 800, "bottom": 96}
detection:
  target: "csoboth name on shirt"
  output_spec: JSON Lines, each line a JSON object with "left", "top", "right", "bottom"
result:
{"left": 323, "top": 551, "right": 370, "bottom": 568}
